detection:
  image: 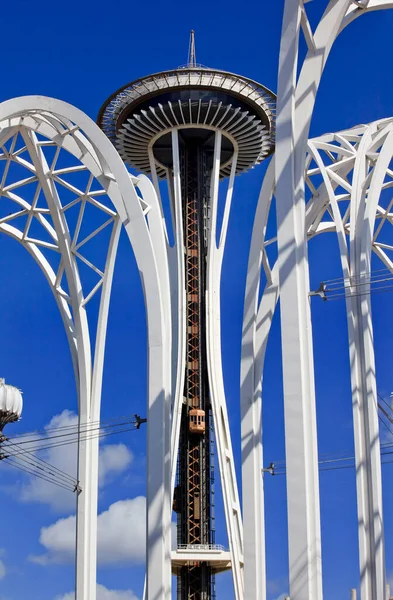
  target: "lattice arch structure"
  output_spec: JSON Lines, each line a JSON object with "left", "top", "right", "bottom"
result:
{"left": 238, "top": 3, "right": 393, "bottom": 600}
{"left": 242, "top": 117, "right": 393, "bottom": 600}
{"left": 0, "top": 97, "right": 172, "bottom": 600}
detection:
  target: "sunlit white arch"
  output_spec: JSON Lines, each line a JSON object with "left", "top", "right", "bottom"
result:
{"left": 242, "top": 116, "right": 393, "bottom": 600}
{"left": 248, "top": 3, "right": 393, "bottom": 600}
{"left": 0, "top": 96, "right": 172, "bottom": 600}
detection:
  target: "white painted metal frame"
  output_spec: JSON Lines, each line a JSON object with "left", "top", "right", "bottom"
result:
{"left": 0, "top": 97, "right": 172, "bottom": 600}
{"left": 269, "top": 3, "right": 393, "bottom": 600}
{"left": 0, "top": 98, "right": 246, "bottom": 600}
{"left": 240, "top": 157, "right": 277, "bottom": 600}
{"left": 242, "top": 114, "right": 393, "bottom": 600}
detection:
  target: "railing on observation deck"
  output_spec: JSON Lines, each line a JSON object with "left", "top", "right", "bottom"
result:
{"left": 176, "top": 544, "right": 225, "bottom": 552}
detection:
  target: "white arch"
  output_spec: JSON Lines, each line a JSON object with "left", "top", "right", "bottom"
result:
{"left": 0, "top": 96, "right": 172, "bottom": 600}
{"left": 242, "top": 115, "right": 393, "bottom": 600}
{"left": 272, "top": 3, "right": 393, "bottom": 599}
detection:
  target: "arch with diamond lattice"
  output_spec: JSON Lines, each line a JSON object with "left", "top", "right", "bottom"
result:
{"left": 0, "top": 97, "right": 171, "bottom": 600}
{"left": 242, "top": 116, "right": 393, "bottom": 600}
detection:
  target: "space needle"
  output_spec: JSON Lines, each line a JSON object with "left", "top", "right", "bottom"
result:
{"left": 98, "top": 31, "right": 275, "bottom": 599}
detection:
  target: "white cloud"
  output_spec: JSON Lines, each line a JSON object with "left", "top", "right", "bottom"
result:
{"left": 31, "top": 496, "right": 177, "bottom": 567}
{"left": 99, "top": 444, "right": 132, "bottom": 487}
{"left": 267, "top": 577, "right": 288, "bottom": 598}
{"left": 31, "top": 496, "right": 146, "bottom": 565}
{"left": 95, "top": 497, "right": 146, "bottom": 564}
{"left": 55, "top": 583, "right": 139, "bottom": 600}
{"left": 0, "top": 549, "right": 7, "bottom": 580}
{"left": 16, "top": 410, "right": 132, "bottom": 512}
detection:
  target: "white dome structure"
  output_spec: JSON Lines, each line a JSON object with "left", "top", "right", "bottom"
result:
{"left": 0, "top": 379, "right": 23, "bottom": 430}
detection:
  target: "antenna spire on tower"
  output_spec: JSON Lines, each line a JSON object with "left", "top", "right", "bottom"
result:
{"left": 188, "top": 30, "right": 196, "bottom": 68}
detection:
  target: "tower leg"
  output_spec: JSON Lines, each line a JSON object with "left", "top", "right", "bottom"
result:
{"left": 206, "top": 134, "right": 244, "bottom": 600}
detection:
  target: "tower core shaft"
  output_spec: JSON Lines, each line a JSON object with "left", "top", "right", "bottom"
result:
{"left": 176, "top": 139, "right": 214, "bottom": 599}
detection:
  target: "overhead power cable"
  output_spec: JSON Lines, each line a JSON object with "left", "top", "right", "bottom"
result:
{"left": 10, "top": 413, "right": 138, "bottom": 439}
{"left": 6, "top": 419, "right": 136, "bottom": 447}
{"left": 321, "top": 267, "right": 393, "bottom": 285}
{"left": 268, "top": 455, "right": 393, "bottom": 477}
{"left": 3, "top": 425, "right": 138, "bottom": 457}
{"left": 265, "top": 395, "right": 393, "bottom": 477}
{"left": 0, "top": 414, "right": 146, "bottom": 493}
{"left": 309, "top": 268, "right": 393, "bottom": 301}
{"left": 3, "top": 437, "right": 75, "bottom": 485}
{"left": 5, "top": 457, "right": 74, "bottom": 492}
{"left": 328, "top": 284, "right": 393, "bottom": 301}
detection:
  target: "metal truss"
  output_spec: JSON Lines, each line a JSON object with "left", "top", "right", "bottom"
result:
{"left": 0, "top": 97, "right": 172, "bottom": 600}
{"left": 240, "top": 2, "right": 393, "bottom": 600}
{"left": 242, "top": 116, "right": 393, "bottom": 600}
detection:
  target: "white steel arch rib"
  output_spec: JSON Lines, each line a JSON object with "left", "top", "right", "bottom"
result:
{"left": 0, "top": 97, "right": 172, "bottom": 600}
{"left": 307, "top": 121, "right": 393, "bottom": 600}
{"left": 204, "top": 133, "right": 244, "bottom": 599}
{"left": 271, "top": 2, "right": 393, "bottom": 599}
{"left": 242, "top": 117, "right": 393, "bottom": 600}
{"left": 240, "top": 157, "right": 275, "bottom": 600}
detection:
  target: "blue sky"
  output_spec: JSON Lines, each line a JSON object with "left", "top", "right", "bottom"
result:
{"left": 1, "top": 2, "right": 393, "bottom": 599}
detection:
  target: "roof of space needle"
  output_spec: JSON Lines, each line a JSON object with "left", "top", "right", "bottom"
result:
{"left": 98, "top": 31, "right": 276, "bottom": 177}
